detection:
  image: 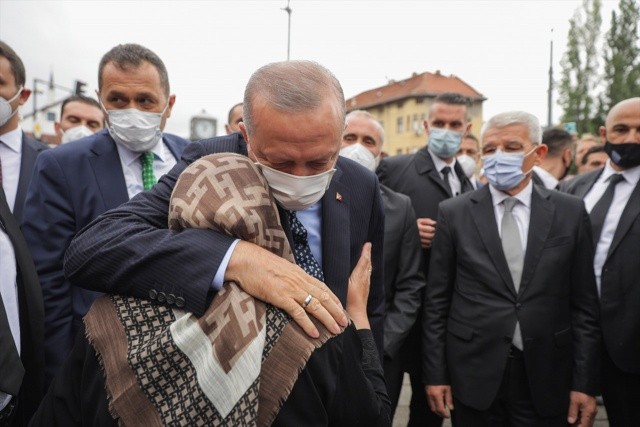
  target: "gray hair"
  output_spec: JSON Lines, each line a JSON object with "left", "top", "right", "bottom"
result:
{"left": 480, "top": 111, "right": 542, "bottom": 144}
{"left": 99, "top": 43, "right": 170, "bottom": 96}
{"left": 243, "top": 60, "right": 345, "bottom": 135}
{"left": 345, "top": 110, "right": 385, "bottom": 145}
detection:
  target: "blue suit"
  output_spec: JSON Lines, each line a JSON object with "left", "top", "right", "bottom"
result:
{"left": 21, "top": 129, "right": 189, "bottom": 383}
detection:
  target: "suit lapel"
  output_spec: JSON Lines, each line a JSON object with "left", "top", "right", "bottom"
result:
{"left": 414, "top": 148, "right": 452, "bottom": 197}
{"left": 574, "top": 169, "right": 602, "bottom": 198}
{"left": 321, "top": 168, "right": 350, "bottom": 302}
{"left": 470, "top": 187, "right": 516, "bottom": 295}
{"left": 164, "top": 135, "right": 186, "bottom": 161}
{"left": 14, "top": 135, "right": 40, "bottom": 222}
{"left": 88, "top": 135, "right": 129, "bottom": 207}
{"left": 606, "top": 179, "right": 640, "bottom": 262}
{"left": 519, "top": 186, "right": 554, "bottom": 296}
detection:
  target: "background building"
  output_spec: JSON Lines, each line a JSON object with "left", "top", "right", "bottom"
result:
{"left": 346, "top": 71, "right": 486, "bottom": 155}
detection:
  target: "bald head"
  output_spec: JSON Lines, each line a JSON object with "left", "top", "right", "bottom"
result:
{"left": 606, "top": 97, "right": 640, "bottom": 127}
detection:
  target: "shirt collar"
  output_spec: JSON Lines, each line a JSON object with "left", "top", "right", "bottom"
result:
{"left": 533, "top": 166, "right": 559, "bottom": 189}
{"left": 428, "top": 147, "right": 456, "bottom": 172}
{"left": 489, "top": 178, "right": 533, "bottom": 209}
{"left": 116, "top": 137, "right": 168, "bottom": 167}
{"left": 0, "top": 127, "right": 23, "bottom": 153}
{"left": 602, "top": 159, "right": 640, "bottom": 186}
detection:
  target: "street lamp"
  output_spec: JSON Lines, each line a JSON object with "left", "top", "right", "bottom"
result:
{"left": 282, "top": 0, "right": 292, "bottom": 60}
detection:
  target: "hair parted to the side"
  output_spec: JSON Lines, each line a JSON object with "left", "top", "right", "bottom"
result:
{"left": 345, "top": 110, "right": 385, "bottom": 145}
{"left": 542, "top": 128, "right": 573, "bottom": 157}
{"left": 243, "top": 60, "right": 345, "bottom": 136}
{"left": 98, "top": 43, "right": 170, "bottom": 96}
{"left": 60, "top": 95, "right": 103, "bottom": 117}
{"left": 481, "top": 111, "right": 542, "bottom": 144}
{"left": 0, "top": 40, "right": 26, "bottom": 87}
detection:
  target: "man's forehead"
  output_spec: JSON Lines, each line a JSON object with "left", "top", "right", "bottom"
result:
{"left": 429, "top": 102, "right": 467, "bottom": 120}
{"left": 606, "top": 98, "right": 640, "bottom": 127}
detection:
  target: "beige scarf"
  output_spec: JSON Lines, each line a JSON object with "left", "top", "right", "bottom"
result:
{"left": 84, "top": 153, "right": 336, "bottom": 426}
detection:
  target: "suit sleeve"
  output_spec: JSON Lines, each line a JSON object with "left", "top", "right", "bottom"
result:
{"left": 367, "top": 178, "right": 386, "bottom": 359}
{"left": 64, "top": 142, "right": 235, "bottom": 316}
{"left": 383, "top": 198, "right": 425, "bottom": 359}
{"left": 422, "top": 202, "right": 456, "bottom": 385}
{"left": 569, "top": 205, "right": 601, "bottom": 395}
{"left": 21, "top": 150, "right": 78, "bottom": 383}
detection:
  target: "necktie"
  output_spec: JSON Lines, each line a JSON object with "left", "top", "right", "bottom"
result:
{"left": 286, "top": 210, "right": 324, "bottom": 281}
{"left": 141, "top": 152, "right": 156, "bottom": 190}
{"left": 441, "top": 166, "right": 452, "bottom": 197}
{"left": 501, "top": 197, "right": 524, "bottom": 350}
{"left": 589, "top": 174, "right": 624, "bottom": 246}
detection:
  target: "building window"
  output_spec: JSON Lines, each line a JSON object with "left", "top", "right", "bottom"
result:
{"left": 396, "top": 117, "right": 404, "bottom": 134}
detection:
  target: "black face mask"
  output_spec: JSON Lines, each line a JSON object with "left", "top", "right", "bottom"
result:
{"left": 604, "top": 141, "right": 640, "bottom": 168}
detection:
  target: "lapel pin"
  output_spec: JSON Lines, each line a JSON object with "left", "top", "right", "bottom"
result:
{"left": 336, "top": 192, "right": 343, "bottom": 202}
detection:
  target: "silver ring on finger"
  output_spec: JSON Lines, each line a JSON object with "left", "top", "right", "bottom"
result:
{"left": 302, "top": 294, "right": 313, "bottom": 309}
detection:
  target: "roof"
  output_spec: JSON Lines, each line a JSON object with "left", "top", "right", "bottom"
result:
{"left": 346, "top": 71, "right": 486, "bottom": 110}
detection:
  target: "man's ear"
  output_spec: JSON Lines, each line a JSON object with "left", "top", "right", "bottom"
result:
{"left": 562, "top": 147, "right": 573, "bottom": 167}
{"left": 54, "top": 121, "right": 62, "bottom": 136}
{"left": 599, "top": 125, "right": 607, "bottom": 143}
{"left": 165, "top": 94, "right": 176, "bottom": 119}
{"left": 18, "top": 87, "right": 31, "bottom": 105}
{"left": 534, "top": 144, "right": 548, "bottom": 165}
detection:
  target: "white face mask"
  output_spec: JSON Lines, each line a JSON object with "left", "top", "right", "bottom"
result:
{"left": 0, "top": 86, "right": 23, "bottom": 128}
{"left": 456, "top": 154, "right": 477, "bottom": 178}
{"left": 61, "top": 125, "right": 95, "bottom": 143}
{"left": 100, "top": 99, "right": 168, "bottom": 152}
{"left": 255, "top": 161, "right": 336, "bottom": 211}
{"left": 339, "top": 143, "right": 379, "bottom": 172}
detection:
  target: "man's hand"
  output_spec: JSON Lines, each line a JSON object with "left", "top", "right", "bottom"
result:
{"left": 346, "top": 243, "right": 372, "bottom": 330}
{"left": 225, "top": 241, "right": 349, "bottom": 338}
{"left": 567, "top": 391, "right": 597, "bottom": 426}
{"left": 417, "top": 217, "right": 437, "bottom": 249}
{"left": 426, "top": 385, "right": 453, "bottom": 418}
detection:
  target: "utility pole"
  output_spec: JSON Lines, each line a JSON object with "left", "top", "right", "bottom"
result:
{"left": 282, "top": 0, "right": 292, "bottom": 60}
{"left": 547, "top": 28, "right": 554, "bottom": 128}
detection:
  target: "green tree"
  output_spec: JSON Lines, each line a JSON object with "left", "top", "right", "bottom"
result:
{"left": 559, "top": 0, "right": 602, "bottom": 135}
{"left": 603, "top": 0, "right": 640, "bottom": 111}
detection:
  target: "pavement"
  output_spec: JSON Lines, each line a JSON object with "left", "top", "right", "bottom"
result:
{"left": 392, "top": 374, "right": 609, "bottom": 426}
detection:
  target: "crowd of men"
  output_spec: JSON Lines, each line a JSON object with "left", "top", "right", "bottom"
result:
{"left": 1, "top": 38, "right": 639, "bottom": 427}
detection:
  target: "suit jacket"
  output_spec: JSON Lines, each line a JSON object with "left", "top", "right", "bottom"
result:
{"left": 60, "top": 133, "right": 389, "bottom": 425}
{"left": 0, "top": 189, "right": 44, "bottom": 426}
{"left": 377, "top": 145, "right": 473, "bottom": 275}
{"left": 12, "top": 133, "right": 48, "bottom": 223}
{"left": 20, "top": 129, "right": 189, "bottom": 383}
{"left": 64, "top": 133, "right": 386, "bottom": 356}
{"left": 563, "top": 167, "right": 640, "bottom": 374}
{"left": 423, "top": 184, "right": 601, "bottom": 416}
{"left": 380, "top": 184, "right": 425, "bottom": 359}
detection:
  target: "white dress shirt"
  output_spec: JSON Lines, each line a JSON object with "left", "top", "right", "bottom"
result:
{"left": 533, "top": 166, "right": 559, "bottom": 190}
{"left": 0, "top": 127, "right": 24, "bottom": 212}
{"left": 429, "top": 148, "right": 462, "bottom": 196}
{"left": 0, "top": 219, "right": 20, "bottom": 410}
{"left": 584, "top": 161, "right": 640, "bottom": 294}
{"left": 489, "top": 180, "right": 533, "bottom": 252}
{"left": 115, "top": 138, "right": 178, "bottom": 199}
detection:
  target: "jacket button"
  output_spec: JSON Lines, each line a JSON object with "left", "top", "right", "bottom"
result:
{"left": 149, "top": 289, "right": 158, "bottom": 300}
{"left": 176, "top": 297, "right": 186, "bottom": 308}
{"left": 157, "top": 292, "right": 166, "bottom": 303}
{"left": 167, "top": 294, "right": 176, "bottom": 305}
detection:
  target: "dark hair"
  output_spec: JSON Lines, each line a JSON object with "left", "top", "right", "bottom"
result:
{"left": 542, "top": 128, "right": 573, "bottom": 157}
{"left": 60, "top": 95, "right": 102, "bottom": 117}
{"left": 581, "top": 145, "right": 606, "bottom": 165}
{"left": 98, "top": 43, "right": 169, "bottom": 96}
{"left": 227, "top": 102, "right": 243, "bottom": 124}
{"left": 433, "top": 92, "right": 469, "bottom": 106}
{"left": 0, "top": 40, "right": 26, "bottom": 87}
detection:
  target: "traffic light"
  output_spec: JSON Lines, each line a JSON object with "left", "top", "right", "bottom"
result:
{"left": 74, "top": 80, "right": 86, "bottom": 95}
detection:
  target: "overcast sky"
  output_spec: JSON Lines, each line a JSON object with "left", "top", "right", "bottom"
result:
{"left": 1, "top": 0, "right": 618, "bottom": 138}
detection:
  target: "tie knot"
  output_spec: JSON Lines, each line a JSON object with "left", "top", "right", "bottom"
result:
{"left": 142, "top": 152, "right": 154, "bottom": 166}
{"left": 503, "top": 197, "right": 518, "bottom": 212}
{"left": 608, "top": 173, "right": 624, "bottom": 186}
{"left": 286, "top": 210, "right": 307, "bottom": 243}
{"left": 441, "top": 166, "right": 451, "bottom": 176}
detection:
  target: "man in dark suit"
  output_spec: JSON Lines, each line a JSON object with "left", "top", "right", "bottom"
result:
{"left": 21, "top": 43, "right": 190, "bottom": 384}
{"left": 340, "top": 109, "right": 424, "bottom": 418}
{"left": 425, "top": 111, "right": 600, "bottom": 426}
{"left": 0, "top": 188, "right": 44, "bottom": 426}
{"left": 532, "top": 128, "right": 573, "bottom": 190}
{"left": 377, "top": 92, "right": 473, "bottom": 426}
{"left": 57, "top": 60, "right": 388, "bottom": 425}
{"left": 0, "top": 41, "right": 48, "bottom": 224}
{"left": 562, "top": 97, "right": 640, "bottom": 426}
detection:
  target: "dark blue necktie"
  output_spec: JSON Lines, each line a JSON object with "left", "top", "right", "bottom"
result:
{"left": 286, "top": 210, "right": 324, "bottom": 281}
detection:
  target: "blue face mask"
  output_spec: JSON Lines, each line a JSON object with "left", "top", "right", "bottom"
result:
{"left": 428, "top": 127, "right": 463, "bottom": 158}
{"left": 482, "top": 148, "right": 536, "bottom": 191}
